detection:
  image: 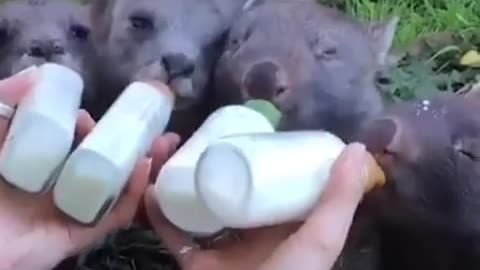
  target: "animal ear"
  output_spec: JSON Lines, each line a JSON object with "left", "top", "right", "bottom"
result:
{"left": 89, "top": 0, "right": 113, "bottom": 44}
{"left": 365, "top": 16, "right": 399, "bottom": 66}
{"left": 455, "top": 137, "right": 480, "bottom": 162}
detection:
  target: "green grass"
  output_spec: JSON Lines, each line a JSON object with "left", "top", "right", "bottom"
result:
{"left": 339, "top": 0, "right": 480, "bottom": 49}
{"left": 3, "top": 0, "right": 478, "bottom": 50}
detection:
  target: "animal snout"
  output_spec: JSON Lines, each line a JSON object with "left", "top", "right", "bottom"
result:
{"left": 361, "top": 118, "right": 398, "bottom": 155}
{"left": 28, "top": 39, "right": 65, "bottom": 59}
{"left": 244, "top": 61, "right": 289, "bottom": 102}
{"left": 161, "top": 53, "right": 195, "bottom": 80}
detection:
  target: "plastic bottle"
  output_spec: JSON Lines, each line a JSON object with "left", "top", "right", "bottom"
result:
{"left": 195, "top": 131, "right": 386, "bottom": 229}
{"left": 53, "top": 81, "right": 175, "bottom": 225}
{"left": 0, "top": 63, "right": 84, "bottom": 193}
{"left": 154, "top": 100, "right": 281, "bottom": 236}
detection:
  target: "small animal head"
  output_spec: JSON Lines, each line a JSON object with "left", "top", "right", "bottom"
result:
{"left": 360, "top": 93, "right": 480, "bottom": 235}
{"left": 90, "top": 0, "right": 247, "bottom": 110}
{"left": 215, "top": 1, "right": 398, "bottom": 142}
{"left": 0, "top": 0, "right": 95, "bottom": 104}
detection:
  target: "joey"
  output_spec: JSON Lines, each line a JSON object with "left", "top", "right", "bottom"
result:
{"left": 215, "top": 0, "right": 398, "bottom": 142}
{"left": 90, "top": 0, "right": 251, "bottom": 138}
{"left": 337, "top": 93, "right": 480, "bottom": 270}
{"left": 0, "top": 0, "right": 97, "bottom": 110}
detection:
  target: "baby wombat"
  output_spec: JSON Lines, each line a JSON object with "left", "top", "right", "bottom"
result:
{"left": 342, "top": 93, "right": 480, "bottom": 270}
{"left": 215, "top": 0, "right": 398, "bottom": 142}
{"left": 89, "top": 0, "right": 250, "bottom": 137}
{"left": 0, "top": 0, "right": 97, "bottom": 109}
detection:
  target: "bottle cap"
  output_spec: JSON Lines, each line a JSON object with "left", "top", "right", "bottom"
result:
{"left": 146, "top": 80, "right": 176, "bottom": 103}
{"left": 244, "top": 99, "right": 282, "bottom": 128}
{"left": 196, "top": 142, "right": 250, "bottom": 221}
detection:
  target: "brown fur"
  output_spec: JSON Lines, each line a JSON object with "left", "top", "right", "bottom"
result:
{"left": 89, "top": 0, "right": 252, "bottom": 140}
{"left": 0, "top": 0, "right": 97, "bottom": 111}
{"left": 214, "top": 0, "right": 398, "bottom": 142}
{"left": 336, "top": 93, "right": 480, "bottom": 270}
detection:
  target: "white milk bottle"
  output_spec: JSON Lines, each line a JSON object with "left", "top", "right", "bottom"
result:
{"left": 54, "top": 81, "right": 175, "bottom": 225}
{"left": 0, "top": 63, "right": 84, "bottom": 193}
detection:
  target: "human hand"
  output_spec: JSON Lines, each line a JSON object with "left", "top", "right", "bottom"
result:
{"left": 145, "top": 142, "right": 371, "bottom": 270}
{"left": 0, "top": 67, "right": 181, "bottom": 270}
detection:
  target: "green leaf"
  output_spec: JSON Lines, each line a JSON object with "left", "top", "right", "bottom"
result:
{"left": 460, "top": 50, "right": 480, "bottom": 68}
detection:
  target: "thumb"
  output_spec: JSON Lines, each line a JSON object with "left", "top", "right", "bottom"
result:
{"left": 0, "top": 66, "right": 37, "bottom": 106}
{"left": 0, "top": 66, "right": 38, "bottom": 145}
{"left": 259, "top": 143, "right": 369, "bottom": 270}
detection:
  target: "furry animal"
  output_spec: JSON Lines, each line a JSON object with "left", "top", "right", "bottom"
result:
{"left": 89, "top": 0, "right": 252, "bottom": 138}
{"left": 0, "top": 0, "right": 97, "bottom": 110}
{"left": 337, "top": 93, "right": 480, "bottom": 270}
{"left": 214, "top": 0, "right": 398, "bottom": 142}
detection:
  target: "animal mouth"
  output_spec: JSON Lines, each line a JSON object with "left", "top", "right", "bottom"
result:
{"left": 134, "top": 61, "right": 198, "bottom": 111}
{"left": 169, "top": 77, "right": 197, "bottom": 110}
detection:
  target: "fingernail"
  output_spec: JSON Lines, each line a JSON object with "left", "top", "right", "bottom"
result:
{"left": 146, "top": 157, "right": 153, "bottom": 168}
{"left": 0, "top": 66, "right": 38, "bottom": 88}
{"left": 347, "top": 143, "right": 386, "bottom": 193}
{"left": 77, "top": 108, "right": 88, "bottom": 115}
{"left": 364, "top": 154, "right": 386, "bottom": 193}
{"left": 346, "top": 142, "right": 367, "bottom": 161}
{"left": 173, "top": 136, "right": 181, "bottom": 148}
{"left": 11, "top": 65, "right": 38, "bottom": 79}
{"left": 345, "top": 142, "right": 369, "bottom": 187}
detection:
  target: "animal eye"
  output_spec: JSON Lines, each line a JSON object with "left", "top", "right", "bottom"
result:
{"left": 242, "top": 27, "right": 252, "bottom": 41}
{"left": 228, "top": 37, "right": 242, "bottom": 53}
{"left": 70, "top": 24, "right": 90, "bottom": 40}
{"left": 459, "top": 150, "right": 477, "bottom": 161}
{"left": 324, "top": 48, "right": 337, "bottom": 56}
{"left": 454, "top": 140, "right": 479, "bottom": 161}
{"left": 229, "top": 25, "right": 252, "bottom": 49}
{"left": 231, "top": 38, "right": 239, "bottom": 46}
{"left": 130, "top": 14, "right": 154, "bottom": 30}
{"left": 375, "top": 71, "right": 392, "bottom": 85}
{"left": 315, "top": 47, "right": 337, "bottom": 60}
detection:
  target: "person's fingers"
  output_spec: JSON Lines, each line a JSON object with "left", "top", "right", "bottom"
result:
{"left": 59, "top": 157, "right": 153, "bottom": 258}
{"left": 237, "top": 223, "right": 299, "bottom": 245}
{"left": 74, "top": 109, "right": 96, "bottom": 142}
{"left": 135, "top": 133, "right": 180, "bottom": 225}
{"left": 0, "top": 66, "right": 37, "bottom": 106}
{"left": 96, "top": 157, "right": 152, "bottom": 234}
{"left": 259, "top": 143, "right": 369, "bottom": 270}
{"left": 148, "top": 132, "right": 181, "bottom": 182}
{"left": 144, "top": 185, "right": 200, "bottom": 268}
{"left": 0, "top": 66, "right": 38, "bottom": 144}
{"left": 144, "top": 181, "right": 295, "bottom": 270}
{"left": 179, "top": 225, "right": 297, "bottom": 270}
{"left": 165, "top": 133, "right": 181, "bottom": 156}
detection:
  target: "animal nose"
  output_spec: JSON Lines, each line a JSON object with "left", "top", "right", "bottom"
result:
{"left": 28, "top": 40, "right": 65, "bottom": 59}
{"left": 244, "top": 61, "right": 288, "bottom": 101}
{"left": 162, "top": 53, "right": 195, "bottom": 79}
{"left": 361, "top": 118, "right": 398, "bottom": 155}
